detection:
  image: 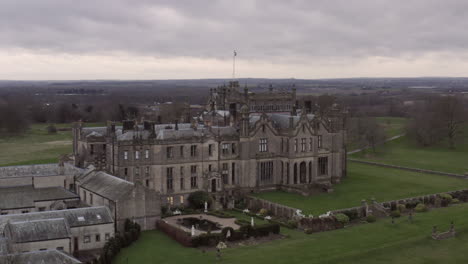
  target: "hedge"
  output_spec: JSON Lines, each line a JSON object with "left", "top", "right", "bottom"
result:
{"left": 99, "top": 219, "right": 141, "bottom": 264}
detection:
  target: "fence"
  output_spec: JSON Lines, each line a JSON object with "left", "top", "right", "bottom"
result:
{"left": 245, "top": 196, "right": 299, "bottom": 218}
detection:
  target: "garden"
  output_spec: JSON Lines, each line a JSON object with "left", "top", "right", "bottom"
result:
{"left": 114, "top": 202, "right": 468, "bottom": 264}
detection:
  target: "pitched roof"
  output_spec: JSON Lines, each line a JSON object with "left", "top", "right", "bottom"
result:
{"left": 0, "top": 249, "right": 83, "bottom": 264}
{"left": 0, "top": 207, "right": 113, "bottom": 233}
{"left": 77, "top": 171, "right": 134, "bottom": 201}
{"left": 6, "top": 218, "right": 71, "bottom": 243}
{"left": 0, "top": 186, "right": 79, "bottom": 210}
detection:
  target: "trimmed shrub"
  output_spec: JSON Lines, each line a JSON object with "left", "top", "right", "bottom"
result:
{"left": 207, "top": 210, "right": 234, "bottom": 218}
{"left": 251, "top": 223, "right": 280, "bottom": 237}
{"left": 415, "top": 203, "right": 428, "bottom": 212}
{"left": 304, "top": 228, "right": 314, "bottom": 234}
{"left": 192, "top": 233, "right": 222, "bottom": 247}
{"left": 235, "top": 219, "right": 250, "bottom": 226}
{"left": 259, "top": 208, "right": 268, "bottom": 216}
{"left": 187, "top": 191, "right": 212, "bottom": 209}
{"left": 238, "top": 224, "right": 254, "bottom": 238}
{"left": 390, "top": 210, "right": 401, "bottom": 218}
{"left": 343, "top": 210, "right": 359, "bottom": 221}
{"left": 452, "top": 198, "right": 460, "bottom": 204}
{"left": 287, "top": 219, "right": 298, "bottom": 229}
{"left": 405, "top": 199, "right": 421, "bottom": 209}
{"left": 440, "top": 193, "right": 453, "bottom": 207}
{"left": 335, "top": 213, "right": 350, "bottom": 224}
{"left": 366, "top": 215, "right": 376, "bottom": 223}
{"left": 397, "top": 204, "right": 406, "bottom": 213}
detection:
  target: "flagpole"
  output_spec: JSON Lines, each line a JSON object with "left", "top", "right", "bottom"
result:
{"left": 232, "top": 50, "right": 236, "bottom": 79}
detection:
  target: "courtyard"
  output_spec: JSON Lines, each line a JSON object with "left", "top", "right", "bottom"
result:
{"left": 163, "top": 214, "right": 240, "bottom": 236}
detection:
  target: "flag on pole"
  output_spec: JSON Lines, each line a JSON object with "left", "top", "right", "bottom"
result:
{"left": 234, "top": 50, "right": 237, "bottom": 56}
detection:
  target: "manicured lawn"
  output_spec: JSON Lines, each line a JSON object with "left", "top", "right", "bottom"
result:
{"left": 114, "top": 203, "right": 468, "bottom": 264}
{"left": 0, "top": 122, "right": 105, "bottom": 166}
{"left": 351, "top": 131, "right": 468, "bottom": 174}
{"left": 253, "top": 163, "right": 468, "bottom": 215}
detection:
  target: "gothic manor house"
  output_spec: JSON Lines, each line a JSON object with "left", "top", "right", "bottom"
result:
{"left": 73, "top": 82, "right": 347, "bottom": 208}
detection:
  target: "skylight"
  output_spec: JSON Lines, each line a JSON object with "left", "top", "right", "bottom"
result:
{"left": 77, "top": 216, "right": 85, "bottom": 221}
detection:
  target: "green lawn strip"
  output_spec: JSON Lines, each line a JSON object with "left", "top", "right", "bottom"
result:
{"left": 0, "top": 123, "right": 73, "bottom": 166}
{"left": 253, "top": 163, "right": 468, "bottom": 215}
{"left": 115, "top": 204, "right": 468, "bottom": 264}
{"left": 376, "top": 116, "right": 407, "bottom": 138}
{"left": 351, "top": 131, "right": 468, "bottom": 174}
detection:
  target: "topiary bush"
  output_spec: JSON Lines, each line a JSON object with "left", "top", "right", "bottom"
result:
{"left": 439, "top": 193, "right": 453, "bottom": 207}
{"left": 287, "top": 219, "right": 298, "bottom": 229}
{"left": 390, "top": 210, "right": 401, "bottom": 218}
{"left": 343, "top": 210, "right": 359, "bottom": 221}
{"left": 397, "top": 204, "right": 406, "bottom": 213}
{"left": 415, "top": 203, "right": 428, "bottom": 212}
{"left": 366, "top": 215, "right": 376, "bottom": 223}
{"left": 335, "top": 213, "right": 350, "bottom": 224}
{"left": 258, "top": 208, "right": 268, "bottom": 216}
{"left": 234, "top": 219, "right": 250, "bottom": 226}
{"left": 187, "top": 191, "right": 212, "bottom": 209}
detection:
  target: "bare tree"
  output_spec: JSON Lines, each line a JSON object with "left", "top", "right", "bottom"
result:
{"left": 434, "top": 96, "right": 467, "bottom": 149}
{"left": 407, "top": 96, "right": 467, "bottom": 148}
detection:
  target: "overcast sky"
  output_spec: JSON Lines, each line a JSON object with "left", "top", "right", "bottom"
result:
{"left": 1, "top": 0, "right": 468, "bottom": 80}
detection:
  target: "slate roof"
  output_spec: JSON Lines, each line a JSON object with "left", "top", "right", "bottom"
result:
{"left": 0, "top": 207, "right": 113, "bottom": 233}
{"left": 0, "top": 163, "right": 83, "bottom": 179}
{"left": 0, "top": 186, "right": 79, "bottom": 210}
{"left": 77, "top": 171, "right": 134, "bottom": 201}
{"left": 0, "top": 249, "right": 82, "bottom": 264}
{"left": 6, "top": 218, "right": 71, "bottom": 243}
{"left": 249, "top": 113, "right": 316, "bottom": 130}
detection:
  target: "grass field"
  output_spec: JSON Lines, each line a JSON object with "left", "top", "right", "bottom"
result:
{"left": 253, "top": 163, "right": 468, "bottom": 215}
{"left": 376, "top": 116, "right": 407, "bottom": 138}
{"left": 114, "top": 203, "right": 468, "bottom": 264}
{"left": 0, "top": 122, "right": 105, "bottom": 167}
{"left": 348, "top": 116, "right": 407, "bottom": 151}
{"left": 351, "top": 129, "right": 468, "bottom": 174}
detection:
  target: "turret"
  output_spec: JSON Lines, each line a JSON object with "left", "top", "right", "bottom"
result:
{"left": 240, "top": 104, "right": 250, "bottom": 137}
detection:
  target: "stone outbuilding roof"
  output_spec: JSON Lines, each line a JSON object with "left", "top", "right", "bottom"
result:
{"left": 0, "top": 185, "right": 79, "bottom": 210}
{"left": 0, "top": 163, "right": 83, "bottom": 179}
{"left": 77, "top": 171, "right": 134, "bottom": 201}
{"left": 0, "top": 249, "right": 82, "bottom": 264}
{"left": 0, "top": 207, "right": 113, "bottom": 233}
{"left": 5, "top": 218, "right": 71, "bottom": 243}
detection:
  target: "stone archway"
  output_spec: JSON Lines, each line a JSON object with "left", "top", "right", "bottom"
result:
{"left": 300, "top": 162, "right": 306, "bottom": 183}
{"left": 211, "top": 178, "right": 217, "bottom": 192}
{"left": 293, "top": 163, "right": 298, "bottom": 184}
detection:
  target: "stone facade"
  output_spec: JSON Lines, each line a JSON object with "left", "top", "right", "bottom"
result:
{"left": 73, "top": 86, "right": 347, "bottom": 208}
{"left": 75, "top": 168, "right": 160, "bottom": 232}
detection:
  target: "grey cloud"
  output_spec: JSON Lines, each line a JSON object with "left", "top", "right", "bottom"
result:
{"left": 1, "top": 0, "right": 468, "bottom": 61}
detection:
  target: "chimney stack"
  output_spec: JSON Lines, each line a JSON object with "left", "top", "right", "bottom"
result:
{"left": 175, "top": 120, "right": 179, "bottom": 130}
